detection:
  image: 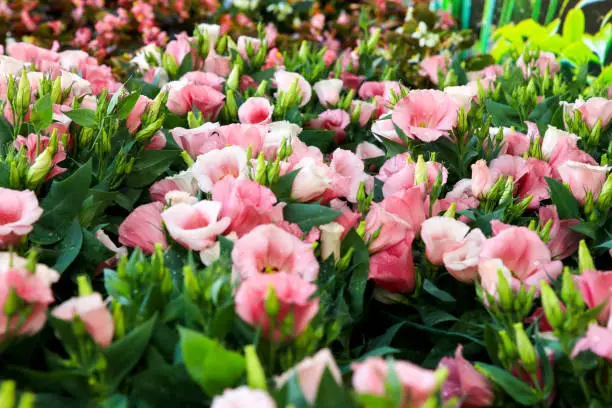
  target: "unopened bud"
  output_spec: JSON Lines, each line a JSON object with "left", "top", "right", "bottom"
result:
{"left": 77, "top": 275, "right": 93, "bottom": 296}
{"left": 513, "top": 323, "right": 537, "bottom": 372}
{"left": 112, "top": 301, "right": 125, "bottom": 339}
{"left": 443, "top": 202, "right": 456, "bottom": 218}
{"left": 16, "top": 70, "right": 31, "bottom": 116}
{"left": 540, "top": 281, "right": 563, "bottom": 330}
{"left": 17, "top": 392, "right": 35, "bottom": 408}
{"left": 264, "top": 285, "right": 280, "bottom": 317}
{"left": 244, "top": 345, "right": 267, "bottom": 390}
{"left": 183, "top": 265, "right": 200, "bottom": 299}
{"left": 578, "top": 240, "right": 595, "bottom": 272}
{"left": 0, "top": 381, "right": 16, "bottom": 408}
{"left": 337, "top": 247, "right": 355, "bottom": 271}
{"left": 162, "top": 53, "right": 179, "bottom": 78}
{"left": 51, "top": 76, "right": 63, "bottom": 104}
{"left": 596, "top": 173, "right": 612, "bottom": 211}
{"left": 25, "top": 143, "right": 55, "bottom": 189}
{"left": 320, "top": 222, "right": 344, "bottom": 262}
{"left": 414, "top": 155, "right": 428, "bottom": 189}
{"left": 539, "top": 219, "right": 552, "bottom": 243}
{"left": 227, "top": 65, "right": 241, "bottom": 91}
{"left": 255, "top": 80, "right": 268, "bottom": 97}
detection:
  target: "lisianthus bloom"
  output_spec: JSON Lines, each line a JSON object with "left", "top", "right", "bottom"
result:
{"left": 0, "top": 188, "right": 43, "bottom": 248}
{"left": 489, "top": 126, "right": 531, "bottom": 157}
{"left": 238, "top": 97, "right": 273, "bottom": 125}
{"left": 213, "top": 178, "right": 284, "bottom": 237}
{"left": 308, "top": 109, "right": 351, "bottom": 144}
{"left": 467, "top": 64, "right": 503, "bottom": 81}
{"left": 538, "top": 205, "right": 580, "bottom": 260}
{"left": 14, "top": 134, "right": 67, "bottom": 181}
{"left": 180, "top": 71, "right": 225, "bottom": 91}
{"left": 263, "top": 121, "right": 302, "bottom": 159}
{"left": 204, "top": 51, "right": 231, "bottom": 77}
{"left": 52, "top": 293, "right": 114, "bottom": 348}
{"left": 369, "top": 235, "right": 416, "bottom": 293}
{"left": 236, "top": 36, "right": 261, "bottom": 61}
{"left": 392, "top": 90, "right": 458, "bottom": 142}
{"left": 371, "top": 118, "right": 402, "bottom": 145}
{"left": 313, "top": 78, "right": 343, "bottom": 107}
{"left": 7, "top": 42, "right": 59, "bottom": 67}
{"left": 231, "top": 224, "right": 318, "bottom": 282}
{"left": 274, "top": 70, "right": 312, "bottom": 107}
{"left": 164, "top": 32, "right": 194, "bottom": 67}
{"left": 381, "top": 158, "right": 448, "bottom": 196}
{"left": 290, "top": 157, "right": 333, "bottom": 203}
{"left": 478, "top": 226, "right": 562, "bottom": 296}
{"left": 573, "top": 269, "right": 612, "bottom": 325}
{"left": 191, "top": 146, "right": 249, "bottom": 193}
{"left": 444, "top": 85, "right": 477, "bottom": 113}
{"left": 540, "top": 126, "right": 579, "bottom": 160}
{"left": 438, "top": 345, "right": 494, "bottom": 407}
{"left": 359, "top": 81, "right": 386, "bottom": 99}
{"left": 557, "top": 161, "right": 610, "bottom": 204}
{"left": 219, "top": 123, "right": 267, "bottom": 154}
{"left": 126, "top": 95, "right": 152, "bottom": 134}
{"left": 351, "top": 100, "right": 377, "bottom": 127}
{"left": 211, "top": 387, "right": 276, "bottom": 408}
{"left": 165, "top": 81, "right": 225, "bottom": 118}
{"left": 572, "top": 324, "right": 612, "bottom": 361}
{"left": 235, "top": 272, "right": 319, "bottom": 340}
{"left": 570, "top": 97, "right": 612, "bottom": 129}
{"left": 275, "top": 349, "right": 342, "bottom": 403}
{"left": 419, "top": 55, "right": 449, "bottom": 84}
{"left": 356, "top": 141, "right": 385, "bottom": 160}
{"left": 516, "top": 51, "right": 560, "bottom": 78}
{"left": 161, "top": 201, "right": 230, "bottom": 251}
{"left": 170, "top": 122, "right": 225, "bottom": 159}
{"left": 329, "top": 149, "right": 373, "bottom": 203}
{"left": 352, "top": 357, "right": 439, "bottom": 408}
{"left": 149, "top": 170, "right": 198, "bottom": 203}
{"left": 118, "top": 202, "right": 168, "bottom": 254}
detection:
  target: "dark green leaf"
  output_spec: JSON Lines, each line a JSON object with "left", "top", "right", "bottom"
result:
{"left": 269, "top": 169, "right": 299, "bottom": 202}
{"left": 79, "top": 228, "right": 114, "bottom": 266}
{"left": 0, "top": 162, "right": 10, "bottom": 187}
{"left": 64, "top": 109, "right": 97, "bottom": 128}
{"left": 476, "top": 363, "right": 542, "bottom": 405}
{"left": 251, "top": 67, "right": 276, "bottom": 83}
{"left": 117, "top": 92, "right": 141, "bottom": 120}
{"left": 314, "top": 368, "right": 358, "bottom": 407}
{"left": 379, "top": 137, "right": 408, "bottom": 158}
{"left": 78, "top": 190, "right": 117, "bottom": 227}
{"left": 341, "top": 229, "right": 370, "bottom": 316}
{"left": 298, "top": 129, "right": 336, "bottom": 153}
{"left": 545, "top": 177, "right": 580, "bottom": 219}
{"left": 30, "top": 94, "right": 53, "bottom": 131}
{"left": 132, "top": 364, "right": 208, "bottom": 407}
{"left": 283, "top": 203, "right": 342, "bottom": 232}
{"left": 423, "top": 279, "right": 456, "bottom": 302}
{"left": 416, "top": 305, "right": 458, "bottom": 326}
{"left": 0, "top": 115, "right": 14, "bottom": 150}
{"left": 484, "top": 99, "right": 522, "bottom": 128}
{"left": 570, "top": 222, "right": 597, "bottom": 239}
{"left": 52, "top": 220, "right": 83, "bottom": 273}
{"left": 528, "top": 96, "right": 561, "bottom": 131}
{"left": 177, "top": 53, "right": 193, "bottom": 77}
{"left": 125, "top": 150, "right": 180, "bottom": 188}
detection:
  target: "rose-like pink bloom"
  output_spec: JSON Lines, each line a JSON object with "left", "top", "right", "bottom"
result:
{"left": 359, "top": 81, "right": 386, "bottom": 99}
{"left": 557, "top": 161, "right": 610, "bottom": 204}
{"left": 308, "top": 109, "right": 350, "bottom": 143}
{"left": 573, "top": 269, "right": 612, "bottom": 324}
{"left": 538, "top": 205, "right": 580, "bottom": 260}
{"left": 191, "top": 146, "right": 248, "bottom": 192}
{"left": 204, "top": 51, "right": 231, "bottom": 77}
{"left": 419, "top": 55, "right": 449, "bottom": 84}
{"left": 145, "top": 131, "right": 167, "bottom": 151}
{"left": 438, "top": 345, "right": 493, "bottom": 407}
{"left": 166, "top": 81, "right": 225, "bottom": 118}
{"left": 263, "top": 121, "right": 302, "bottom": 159}
{"left": 52, "top": 293, "right": 114, "bottom": 348}
{"left": 118, "top": 202, "right": 168, "bottom": 254}
{"left": 356, "top": 141, "right": 384, "bottom": 160}
{"left": 370, "top": 235, "right": 416, "bottom": 293}
{"left": 313, "top": 78, "right": 343, "bottom": 107}
{"left": 211, "top": 387, "right": 276, "bottom": 408}
{"left": 180, "top": 71, "right": 224, "bottom": 91}
{"left": 48, "top": 104, "right": 72, "bottom": 137}
{"left": 238, "top": 97, "right": 273, "bottom": 125}
{"left": 490, "top": 127, "right": 531, "bottom": 157}
{"left": 371, "top": 118, "right": 402, "bottom": 144}
{"left": 263, "top": 48, "right": 284, "bottom": 70}
{"left": 14, "top": 133, "right": 67, "bottom": 181}
{"left": 0, "top": 188, "right": 43, "bottom": 248}
{"left": 58, "top": 71, "right": 92, "bottom": 98}
{"left": 548, "top": 140, "right": 598, "bottom": 178}
{"left": 149, "top": 171, "right": 198, "bottom": 203}
{"left": 329, "top": 149, "right": 373, "bottom": 203}
{"left": 322, "top": 49, "right": 337, "bottom": 66}
{"left": 517, "top": 52, "right": 560, "bottom": 78}
{"left": 467, "top": 64, "right": 503, "bottom": 81}
{"left": 392, "top": 90, "right": 458, "bottom": 142}
{"left": 275, "top": 349, "right": 341, "bottom": 403}
{"left": 340, "top": 72, "right": 365, "bottom": 91}
{"left": 574, "top": 97, "right": 612, "bottom": 130}
{"left": 291, "top": 158, "right": 332, "bottom": 203}
{"left": 443, "top": 229, "right": 486, "bottom": 283}
{"left": 351, "top": 100, "right": 376, "bottom": 126}
{"left": 161, "top": 200, "right": 230, "bottom": 251}
{"left": 126, "top": 95, "right": 152, "bottom": 134}
{"left": 444, "top": 85, "right": 476, "bottom": 113}
{"left": 519, "top": 158, "right": 552, "bottom": 209}
{"left": 78, "top": 63, "right": 121, "bottom": 95}
{"left": 235, "top": 272, "right": 319, "bottom": 339}
{"left": 213, "top": 178, "right": 284, "bottom": 237}
{"left": 377, "top": 153, "right": 411, "bottom": 182}
{"left": 7, "top": 42, "right": 59, "bottom": 67}
{"left": 382, "top": 160, "right": 448, "bottom": 196}
{"left": 421, "top": 217, "right": 471, "bottom": 265}
{"left": 170, "top": 122, "right": 224, "bottom": 159}
{"left": 274, "top": 71, "right": 312, "bottom": 107}
{"left": 164, "top": 33, "right": 193, "bottom": 67}
{"left": 572, "top": 324, "right": 612, "bottom": 361}
{"left": 0, "top": 262, "right": 57, "bottom": 340}
{"left": 237, "top": 36, "right": 261, "bottom": 61}
{"left": 352, "top": 357, "right": 438, "bottom": 407}
{"left": 231, "top": 224, "right": 318, "bottom": 282}
{"left": 479, "top": 226, "right": 563, "bottom": 296}
{"left": 541, "top": 126, "right": 579, "bottom": 160}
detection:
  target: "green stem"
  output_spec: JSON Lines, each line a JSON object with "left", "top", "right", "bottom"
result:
{"left": 532, "top": 0, "right": 542, "bottom": 22}
{"left": 479, "top": 0, "right": 497, "bottom": 54}
{"left": 544, "top": 0, "right": 559, "bottom": 24}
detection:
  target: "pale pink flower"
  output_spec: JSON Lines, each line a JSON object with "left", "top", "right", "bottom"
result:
{"left": 443, "top": 229, "right": 486, "bottom": 283}
{"left": 444, "top": 85, "right": 476, "bottom": 113}
{"left": 213, "top": 178, "right": 284, "bottom": 237}
{"left": 377, "top": 153, "right": 412, "bottom": 182}
{"left": 220, "top": 123, "right": 267, "bottom": 154}
{"left": 467, "top": 64, "right": 503, "bottom": 81}
{"left": 52, "top": 293, "right": 114, "bottom": 348}
{"left": 352, "top": 357, "right": 439, "bottom": 408}
{"left": 420, "top": 217, "right": 470, "bottom": 265}
{"left": 149, "top": 170, "right": 198, "bottom": 203}
{"left": 204, "top": 52, "right": 231, "bottom": 77}
{"left": 275, "top": 349, "right": 341, "bottom": 403}
{"left": 571, "top": 324, "right": 612, "bottom": 361}
{"left": 369, "top": 235, "right": 416, "bottom": 293}
{"left": 392, "top": 90, "right": 458, "bottom": 142}
{"left": 238, "top": 97, "right": 273, "bottom": 125}
{"left": 575, "top": 97, "right": 612, "bottom": 129}
{"left": 371, "top": 118, "right": 402, "bottom": 144}
{"left": 235, "top": 272, "right": 319, "bottom": 339}
{"left": 541, "top": 126, "right": 579, "bottom": 160}
{"left": 180, "top": 71, "right": 225, "bottom": 91}
{"left": 313, "top": 78, "right": 343, "bottom": 107}
{"left": 164, "top": 33, "right": 193, "bottom": 67}
{"left": 517, "top": 52, "right": 560, "bottom": 78}
{"left": 382, "top": 160, "right": 448, "bottom": 196}
{"left": 263, "top": 121, "right": 302, "bottom": 159}
{"left": 308, "top": 109, "right": 351, "bottom": 143}
{"left": 490, "top": 127, "right": 531, "bottom": 157}
{"left": 329, "top": 149, "right": 373, "bottom": 203}
{"left": 291, "top": 158, "right": 332, "bottom": 203}
{"left": 351, "top": 100, "right": 376, "bottom": 126}
{"left": 438, "top": 345, "right": 494, "bottom": 407}
{"left": 356, "top": 141, "right": 384, "bottom": 160}
{"left": 538, "top": 205, "right": 580, "bottom": 260}
{"left": 118, "top": 202, "right": 168, "bottom": 254}
{"left": 170, "top": 122, "right": 224, "bottom": 159}
{"left": 359, "top": 81, "right": 386, "bottom": 99}
{"left": 419, "top": 55, "right": 449, "bottom": 84}
{"left": 191, "top": 146, "right": 249, "bottom": 193}
{"left": 165, "top": 81, "right": 225, "bottom": 118}
{"left": 211, "top": 387, "right": 276, "bottom": 408}
{"left": 274, "top": 71, "right": 312, "bottom": 107}
{"left": 126, "top": 95, "right": 152, "bottom": 134}
{"left": 161, "top": 200, "right": 230, "bottom": 251}
{"left": 6, "top": 42, "right": 59, "bottom": 67}
{"left": 0, "top": 188, "right": 42, "bottom": 248}
{"left": 573, "top": 269, "right": 612, "bottom": 324}
{"left": 557, "top": 161, "right": 610, "bottom": 204}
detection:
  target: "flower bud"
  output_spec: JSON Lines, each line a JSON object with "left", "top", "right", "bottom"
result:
{"left": 540, "top": 281, "right": 563, "bottom": 330}
{"left": 187, "top": 111, "right": 203, "bottom": 129}
{"left": 498, "top": 330, "right": 516, "bottom": 361}
{"left": 162, "top": 53, "right": 179, "bottom": 78}
{"left": 577, "top": 240, "right": 595, "bottom": 272}
{"left": 3, "top": 288, "right": 21, "bottom": 317}
{"left": 513, "top": 323, "right": 537, "bottom": 372}
{"left": 227, "top": 65, "right": 241, "bottom": 91}
{"left": 255, "top": 80, "right": 268, "bottom": 97}
{"left": 443, "top": 202, "right": 457, "bottom": 218}
{"left": 51, "top": 76, "right": 63, "bottom": 104}
{"left": 112, "top": 301, "right": 125, "bottom": 339}
{"left": 17, "top": 392, "right": 35, "bottom": 408}
{"left": 16, "top": 70, "right": 31, "bottom": 116}
{"left": 414, "top": 155, "right": 428, "bottom": 189}
{"left": 498, "top": 176, "right": 514, "bottom": 206}
{"left": 244, "top": 345, "right": 267, "bottom": 390}
{"left": 337, "top": 247, "right": 355, "bottom": 272}
{"left": 77, "top": 275, "right": 93, "bottom": 296}
{"left": 560, "top": 267, "right": 584, "bottom": 309}
{"left": 25, "top": 142, "right": 55, "bottom": 189}
{"left": 366, "top": 28, "right": 381, "bottom": 52}
{"left": 320, "top": 222, "right": 344, "bottom": 262}
{"left": 6, "top": 74, "right": 15, "bottom": 103}
{"left": 223, "top": 89, "right": 239, "bottom": 122}
{"left": 497, "top": 270, "right": 513, "bottom": 311}
{"left": 298, "top": 41, "right": 309, "bottom": 62}
{"left": 135, "top": 117, "right": 164, "bottom": 142}
{"left": 0, "top": 381, "right": 16, "bottom": 408}
{"left": 596, "top": 173, "right": 612, "bottom": 211}
{"left": 183, "top": 265, "right": 200, "bottom": 300}
{"left": 264, "top": 285, "right": 280, "bottom": 318}
{"left": 254, "top": 153, "right": 267, "bottom": 184}
{"left": 538, "top": 219, "right": 553, "bottom": 243}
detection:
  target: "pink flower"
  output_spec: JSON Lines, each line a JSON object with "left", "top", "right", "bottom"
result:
{"left": 557, "top": 161, "right": 610, "bottom": 204}
{"left": 290, "top": 158, "right": 332, "bottom": 203}
{"left": 420, "top": 217, "right": 471, "bottom": 265}
{"left": 548, "top": 140, "right": 597, "bottom": 178}
{"left": 308, "top": 109, "right": 350, "bottom": 143}
{"left": 371, "top": 118, "right": 402, "bottom": 144}
{"left": 180, "top": 71, "right": 225, "bottom": 91}
{"left": 356, "top": 141, "right": 384, "bottom": 160}
{"left": 237, "top": 36, "right": 261, "bottom": 61}
{"left": 478, "top": 226, "right": 562, "bottom": 295}
{"left": 517, "top": 52, "right": 560, "bottom": 78}
{"left": 571, "top": 324, "right": 612, "bottom": 361}
{"left": 573, "top": 269, "right": 612, "bottom": 324}
{"left": 118, "top": 202, "right": 168, "bottom": 254}
{"left": 392, "top": 90, "right": 458, "bottom": 142}
{"left": 352, "top": 357, "right": 439, "bottom": 408}
{"left": 538, "top": 205, "right": 580, "bottom": 260}
{"left": 467, "top": 64, "right": 503, "bottom": 81}
{"left": 264, "top": 23, "right": 278, "bottom": 47}
{"left": 0, "top": 264, "right": 57, "bottom": 339}
{"left": 213, "top": 178, "right": 284, "bottom": 237}
{"left": 235, "top": 272, "right": 319, "bottom": 339}
{"left": 382, "top": 159, "right": 448, "bottom": 196}
{"left": 274, "top": 71, "right": 312, "bottom": 107}
{"left": 192, "top": 146, "right": 249, "bottom": 192}
{"left": 541, "top": 126, "right": 579, "bottom": 160}
{"left": 164, "top": 33, "right": 193, "bottom": 67}
{"left": 351, "top": 100, "right": 376, "bottom": 127}
{"left": 161, "top": 201, "right": 230, "bottom": 251}
{"left": 204, "top": 52, "right": 231, "bottom": 77}
{"left": 575, "top": 97, "right": 612, "bottom": 129}
{"left": 170, "top": 122, "right": 224, "bottom": 159}
{"left": 52, "top": 293, "right": 114, "bottom": 348}
{"left": 313, "top": 79, "right": 343, "bottom": 107}
{"left": 166, "top": 81, "right": 225, "bottom": 118}
{"left": 0, "top": 188, "right": 43, "bottom": 248}
{"left": 238, "top": 97, "right": 273, "bottom": 125}
{"left": 211, "top": 387, "right": 276, "bottom": 408}
{"left": 146, "top": 131, "right": 167, "bottom": 150}
{"left": 340, "top": 72, "right": 365, "bottom": 91}
{"left": 419, "top": 55, "right": 449, "bottom": 84}
{"left": 443, "top": 229, "right": 486, "bottom": 283}
{"left": 14, "top": 133, "right": 67, "bottom": 181}
{"left": 369, "top": 235, "right": 416, "bottom": 293}
{"left": 329, "top": 149, "right": 373, "bottom": 203}
{"left": 438, "top": 345, "right": 494, "bottom": 407}
{"left": 264, "top": 48, "right": 284, "bottom": 70}
{"left": 149, "top": 171, "right": 198, "bottom": 203}
{"left": 437, "top": 10, "right": 456, "bottom": 29}
{"left": 6, "top": 42, "right": 59, "bottom": 67}
{"left": 275, "top": 349, "right": 341, "bottom": 403}
{"left": 491, "top": 127, "right": 531, "bottom": 157}
{"left": 444, "top": 85, "right": 476, "bottom": 113}
{"left": 359, "top": 81, "right": 386, "bottom": 99}
{"left": 126, "top": 95, "right": 152, "bottom": 134}
{"left": 94, "top": 229, "right": 127, "bottom": 272}
{"left": 231, "top": 224, "right": 318, "bottom": 282}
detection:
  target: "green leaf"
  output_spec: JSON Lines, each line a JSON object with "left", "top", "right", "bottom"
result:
{"left": 30, "top": 94, "right": 53, "bottom": 131}
{"left": 79, "top": 228, "right": 114, "bottom": 266}
{"left": 179, "top": 327, "right": 245, "bottom": 395}
{"left": 78, "top": 190, "right": 118, "bottom": 227}
{"left": 341, "top": 229, "right": 370, "bottom": 316}
{"left": 484, "top": 99, "right": 522, "bottom": 128}
{"left": 528, "top": 95, "right": 561, "bottom": 130}
{"left": 0, "top": 115, "right": 14, "bottom": 151}
{"left": 298, "top": 129, "right": 336, "bottom": 153}
{"left": 251, "top": 67, "right": 276, "bottom": 83}
{"left": 314, "top": 368, "right": 358, "bottom": 407}
{"left": 132, "top": 365, "right": 207, "bottom": 407}
{"left": 177, "top": 53, "right": 193, "bottom": 77}
{"left": 379, "top": 137, "right": 408, "bottom": 158}
{"left": 269, "top": 169, "right": 299, "bottom": 202}
{"left": 545, "top": 177, "right": 580, "bottom": 219}
{"left": 64, "top": 109, "right": 97, "bottom": 128}
{"left": 423, "top": 279, "right": 456, "bottom": 302}
{"left": 0, "top": 162, "right": 10, "bottom": 187}
{"left": 569, "top": 222, "right": 597, "bottom": 239}
{"left": 103, "top": 314, "right": 157, "bottom": 391}
{"left": 30, "top": 161, "right": 93, "bottom": 245}
{"left": 563, "top": 8, "right": 585, "bottom": 42}
{"left": 283, "top": 203, "right": 341, "bottom": 232}
{"left": 476, "top": 363, "right": 542, "bottom": 405}
{"left": 125, "top": 150, "right": 180, "bottom": 188}
{"left": 52, "top": 220, "right": 83, "bottom": 274}
{"left": 416, "top": 305, "right": 458, "bottom": 326}
{"left": 116, "top": 92, "right": 141, "bottom": 120}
